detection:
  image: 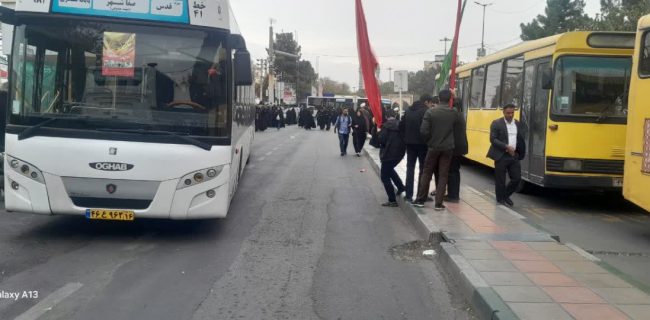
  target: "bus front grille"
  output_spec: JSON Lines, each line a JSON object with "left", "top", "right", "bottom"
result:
{"left": 547, "top": 157, "right": 624, "bottom": 175}
{"left": 70, "top": 197, "right": 152, "bottom": 210}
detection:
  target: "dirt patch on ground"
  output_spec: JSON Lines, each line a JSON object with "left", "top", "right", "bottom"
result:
{"left": 389, "top": 240, "right": 437, "bottom": 262}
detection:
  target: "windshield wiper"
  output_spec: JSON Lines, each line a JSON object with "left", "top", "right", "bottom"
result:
{"left": 18, "top": 118, "right": 67, "bottom": 140}
{"left": 96, "top": 128, "right": 212, "bottom": 151}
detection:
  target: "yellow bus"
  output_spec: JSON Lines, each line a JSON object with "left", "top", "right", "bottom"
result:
{"left": 456, "top": 31, "right": 635, "bottom": 190}
{"left": 624, "top": 15, "right": 650, "bottom": 211}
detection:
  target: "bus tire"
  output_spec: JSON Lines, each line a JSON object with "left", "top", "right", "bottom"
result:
{"left": 516, "top": 180, "right": 535, "bottom": 194}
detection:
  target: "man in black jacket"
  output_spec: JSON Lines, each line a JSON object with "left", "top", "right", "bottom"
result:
{"left": 399, "top": 95, "right": 434, "bottom": 202}
{"left": 378, "top": 111, "right": 406, "bottom": 207}
{"left": 447, "top": 100, "right": 468, "bottom": 202}
{"left": 487, "top": 104, "right": 526, "bottom": 206}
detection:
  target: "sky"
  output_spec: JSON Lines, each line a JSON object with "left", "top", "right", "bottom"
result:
{"left": 230, "top": 0, "right": 601, "bottom": 88}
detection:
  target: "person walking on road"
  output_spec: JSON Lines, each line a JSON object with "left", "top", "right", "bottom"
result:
{"left": 399, "top": 95, "right": 434, "bottom": 202}
{"left": 412, "top": 90, "right": 463, "bottom": 211}
{"left": 334, "top": 108, "right": 353, "bottom": 156}
{"left": 447, "top": 99, "right": 468, "bottom": 203}
{"left": 352, "top": 109, "right": 368, "bottom": 157}
{"left": 486, "top": 104, "right": 526, "bottom": 206}
{"left": 378, "top": 110, "right": 406, "bottom": 207}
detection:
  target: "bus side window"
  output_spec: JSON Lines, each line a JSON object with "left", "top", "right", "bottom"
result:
{"left": 502, "top": 55, "right": 525, "bottom": 107}
{"left": 470, "top": 67, "right": 485, "bottom": 109}
{"left": 484, "top": 61, "right": 503, "bottom": 109}
{"left": 640, "top": 31, "right": 650, "bottom": 77}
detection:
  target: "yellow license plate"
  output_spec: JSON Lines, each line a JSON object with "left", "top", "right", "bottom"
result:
{"left": 85, "top": 209, "right": 135, "bottom": 221}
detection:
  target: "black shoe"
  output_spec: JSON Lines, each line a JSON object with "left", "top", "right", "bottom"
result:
{"left": 434, "top": 204, "right": 446, "bottom": 211}
{"left": 425, "top": 196, "right": 434, "bottom": 202}
{"left": 404, "top": 198, "right": 413, "bottom": 203}
{"left": 381, "top": 201, "right": 398, "bottom": 207}
{"left": 356, "top": 153, "right": 361, "bottom": 157}
{"left": 430, "top": 191, "right": 436, "bottom": 196}
{"left": 504, "top": 198, "right": 514, "bottom": 207}
{"left": 396, "top": 188, "right": 405, "bottom": 196}
{"left": 497, "top": 200, "right": 507, "bottom": 206}
{"left": 412, "top": 201, "right": 425, "bottom": 208}
{"left": 340, "top": 152, "right": 344, "bottom": 156}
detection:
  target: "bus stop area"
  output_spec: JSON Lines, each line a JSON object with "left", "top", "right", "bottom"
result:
{"left": 364, "top": 146, "right": 650, "bottom": 320}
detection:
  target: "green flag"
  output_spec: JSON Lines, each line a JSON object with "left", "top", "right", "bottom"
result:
{"left": 436, "top": 0, "right": 468, "bottom": 91}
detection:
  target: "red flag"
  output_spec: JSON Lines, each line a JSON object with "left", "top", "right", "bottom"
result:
{"left": 355, "top": 0, "right": 383, "bottom": 128}
{"left": 448, "top": 0, "right": 463, "bottom": 108}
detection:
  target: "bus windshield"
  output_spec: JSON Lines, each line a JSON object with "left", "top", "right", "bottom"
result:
{"left": 10, "top": 18, "right": 230, "bottom": 137}
{"left": 552, "top": 56, "right": 631, "bottom": 120}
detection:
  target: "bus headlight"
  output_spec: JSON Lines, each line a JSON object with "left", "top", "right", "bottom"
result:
{"left": 177, "top": 165, "right": 225, "bottom": 190}
{"left": 5, "top": 155, "right": 45, "bottom": 184}
{"left": 563, "top": 160, "right": 583, "bottom": 172}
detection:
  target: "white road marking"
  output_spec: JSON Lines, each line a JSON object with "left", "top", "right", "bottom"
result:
{"left": 465, "top": 186, "right": 486, "bottom": 196}
{"left": 566, "top": 242, "right": 601, "bottom": 262}
{"left": 15, "top": 282, "right": 83, "bottom": 320}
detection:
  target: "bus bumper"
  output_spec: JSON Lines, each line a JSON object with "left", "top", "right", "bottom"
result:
{"left": 4, "top": 165, "right": 232, "bottom": 220}
{"left": 542, "top": 174, "right": 623, "bottom": 190}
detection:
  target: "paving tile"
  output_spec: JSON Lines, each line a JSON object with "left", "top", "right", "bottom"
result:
{"left": 526, "top": 273, "right": 581, "bottom": 287}
{"left": 458, "top": 249, "right": 503, "bottom": 260}
{"left": 512, "top": 260, "right": 562, "bottom": 273}
{"left": 493, "top": 286, "right": 553, "bottom": 303}
{"left": 469, "top": 259, "right": 518, "bottom": 272}
{"left": 500, "top": 250, "right": 548, "bottom": 261}
{"left": 470, "top": 225, "right": 507, "bottom": 234}
{"left": 561, "top": 303, "right": 628, "bottom": 320}
{"left": 542, "top": 287, "right": 607, "bottom": 304}
{"left": 508, "top": 302, "right": 573, "bottom": 320}
{"left": 480, "top": 271, "right": 534, "bottom": 286}
{"left": 573, "top": 273, "right": 633, "bottom": 289}
{"left": 539, "top": 250, "right": 586, "bottom": 261}
{"left": 618, "top": 305, "right": 650, "bottom": 320}
{"left": 554, "top": 261, "right": 609, "bottom": 274}
{"left": 593, "top": 288, "right": 650, "bottom": 305}
{"left": 526, "top": 242, "right": 571, "bottom": 251}
{"left": 490, "top": 241, "right": 531, "bottom": 251}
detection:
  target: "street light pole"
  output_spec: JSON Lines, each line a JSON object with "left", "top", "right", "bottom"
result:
{"left": 474, "top": 1, "right": 492, "bottom": 59}
{"left": 440, "top": 37, "right": 452, "bottom": 54}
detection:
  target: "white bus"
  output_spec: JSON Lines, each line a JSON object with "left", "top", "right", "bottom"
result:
{"left": 306, "top": 96, "right": 391, "bottom": 111}
{"left": 0, "top": 0, "right": 255, "bottom": 220}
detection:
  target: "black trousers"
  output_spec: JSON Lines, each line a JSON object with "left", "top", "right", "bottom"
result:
{"left": 381, "top": 159, "right": 405, "bottom": 202}
{"left": 494, "top": 154, "right": 521, "bottom": 202}
{"left": 405, "top": 144, "right": 428, "bottom": 200}
{"left": 447, "top": 156, "right": 462, "bottom": 200}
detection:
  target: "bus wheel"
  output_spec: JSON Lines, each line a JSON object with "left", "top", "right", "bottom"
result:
{"left": 516, "top": 180, "right": 535, "bottom": 194}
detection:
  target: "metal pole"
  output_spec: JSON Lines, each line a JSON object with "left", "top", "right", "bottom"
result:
{"left": 474, "top": 2, "right": 492, "bottom": 58}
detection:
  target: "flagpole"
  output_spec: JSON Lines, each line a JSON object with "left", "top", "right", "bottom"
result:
{"left": 449, "top": 0, "right": 463, "bottom": 108}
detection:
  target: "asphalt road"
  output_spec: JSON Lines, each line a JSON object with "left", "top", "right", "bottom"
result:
{"left": 460, "top": 159, "right": 650, "bottom": 292}
{"left": 0, "top": 126, "right": 474, "bottom": 320}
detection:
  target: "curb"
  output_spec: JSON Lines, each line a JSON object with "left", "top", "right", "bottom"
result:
{"left": 363, "top": 148, "right": 516, "bottom": 320}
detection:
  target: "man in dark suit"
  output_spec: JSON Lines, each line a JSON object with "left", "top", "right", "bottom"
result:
{"left": 486, "top": 104, "right": 526, "bottom": 207}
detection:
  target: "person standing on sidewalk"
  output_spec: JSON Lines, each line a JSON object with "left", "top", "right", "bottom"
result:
{"left": 487, "top": 104, "right": 526, "bottom": 206}
{"left": 334, "top": 108, "right": 353, "bottom": 156}
{"left": 352, "top": 109, "right": 368, "bottom": 157}
{"left": 378, "top": 110, "right": 406, "bottom": 207}
{"left": 413, "top": 90, "right": 463, "bottom": 211}
{"left": 447, "top": 99, "right": 469, "bottom": 203}
{"left": 399, "top": 95, "right": 434, "bottom": 202}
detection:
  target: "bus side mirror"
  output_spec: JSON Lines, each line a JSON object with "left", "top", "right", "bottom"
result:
{"left": 541, "top": 68, "right": 553, "bottom": 90}
{"left": 234, "top": 49, "right": 253, "bottom": 86}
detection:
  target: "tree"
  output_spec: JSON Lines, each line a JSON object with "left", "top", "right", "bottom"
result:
{"left": 380, "top": 81, "right": 395, "bottom": 95}
{"left": 596, "top": 0, "right": 650, "bottom": 31}
{"left": 408, "top": 68, "right": 437, "bottom": 99}
{"left": 520, "top": 0, "right": 592, "bottom": 40}
{"left": 321, "top": 77, "right": 351, "bottom": 95}
{"left": 271, "top": 32, "right": 318, "bottom": 100}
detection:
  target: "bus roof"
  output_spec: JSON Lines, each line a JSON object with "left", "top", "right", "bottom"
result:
{"left": 14, "top": 0, "right": 236, "bottom": 31}
{"left": 638, "top": 14, "right": 650, "bottom": 31}
{"left": 456, "top": 31, "right": 634, "bottom": 74}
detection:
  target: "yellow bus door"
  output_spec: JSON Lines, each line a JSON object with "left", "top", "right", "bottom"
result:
{"left": 521, "top": 58, "right": 551, "bottom": 185}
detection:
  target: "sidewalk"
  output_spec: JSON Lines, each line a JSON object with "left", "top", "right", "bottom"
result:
{"left": 364, "top": 147, "right": 650, "bottom": 320}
